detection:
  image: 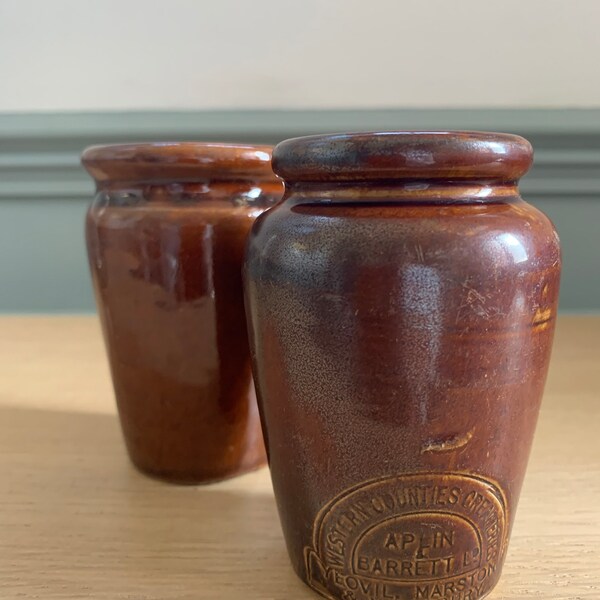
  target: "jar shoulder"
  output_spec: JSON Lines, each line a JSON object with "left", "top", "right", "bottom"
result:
{"left": 247, "top": 198, "right": 561, "bottom": 275}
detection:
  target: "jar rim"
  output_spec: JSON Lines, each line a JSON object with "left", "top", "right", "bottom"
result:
{"left": 81, "top": 142, "right": 278, "bottom": 183}
{"left": 272, "top": 131, "right": 533, "bottom": 183}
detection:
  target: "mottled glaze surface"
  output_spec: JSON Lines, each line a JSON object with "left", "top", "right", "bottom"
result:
{"left": 245, "top": 132, "right": 561, "bottom": 600}
{"left": 83, "top": 142, "right": 283, "bottom": 484}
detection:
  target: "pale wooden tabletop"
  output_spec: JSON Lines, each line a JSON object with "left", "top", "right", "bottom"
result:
{"left": 0, "top": 315, "right": 598, "bottom": 599}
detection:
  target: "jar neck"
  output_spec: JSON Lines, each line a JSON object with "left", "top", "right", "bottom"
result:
{"left": 283, "top": 180, "right": 521, "bottom": 204}
{"left": 95, "top": 178, "right": 280, "bottom": 191}
{"left": 94, "top": 180, "right": 283, "bottom": 208}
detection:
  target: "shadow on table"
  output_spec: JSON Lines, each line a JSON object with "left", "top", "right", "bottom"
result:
{"left": 0, "top": 405, "right": 312, "bottom": 599}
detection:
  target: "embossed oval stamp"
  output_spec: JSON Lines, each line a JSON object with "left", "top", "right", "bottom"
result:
{"left": 304, "top": 473, "right": 508, "bottom": 600}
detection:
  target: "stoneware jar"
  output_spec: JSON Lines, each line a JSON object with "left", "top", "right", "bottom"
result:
{"left": 82, "top": 142, "right": 283, "bottom": 483}
{"left": 244, "top": 132, "right": 560, "bottom": 600}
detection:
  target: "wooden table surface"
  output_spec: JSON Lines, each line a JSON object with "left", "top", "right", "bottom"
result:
{"left": 0, "top": 315, "right": 598, "bottom": 599}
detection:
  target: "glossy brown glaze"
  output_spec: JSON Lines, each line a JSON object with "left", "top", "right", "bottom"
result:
{"left": 244, "top": 132, "right": 561, "bottom": 600}
{"left": 83, "top": 142, "right": 283, "bottom": 484}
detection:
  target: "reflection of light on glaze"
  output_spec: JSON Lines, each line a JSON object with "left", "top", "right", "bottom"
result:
{"left": 401, "top": 264, "right": 442, "bottom": 424}
{"left": 272, "top": 222, "right": 324, "bottom": 269}
{"left": 192, "top": 183, "right": 211, "bottom": 194}
{"left": 553, "top": 229, "right": 561, "bottom": 245}
{"left": 511, "top": 290, "right": 526, "bottom": 315}
{"left": 255, "top": 151, "right": 270, "bottom": 161}
{"left": 475, "top": 186, "right": 493, "bottom": 198}
{"left": 235, "top": 186, "right": 276, "bottom": 210}
{"left": 483, "top": 232, "right": 528, "bottom": 267}
{"left": 499, "top": 232, "right": 528, "bottom": 264}
{"left": 487, "top": 141, "right": 509, "bottom": 156}
{"left": 402, "top": 264, "right": 442, "bottom": 318}
{"left": 90, "top": 193, "right": 110, "bottom": 270}
{"left": 160, "top": 221, "right": 182, "bottom": 296}
{"left": 246, "top": 207, "right": 265, "bottom": 219}
{"left": 405, "top": 150, "right": 435, "bottom": 166}
{"left": 404, "top": 182, "right": 429, "bottom": 191}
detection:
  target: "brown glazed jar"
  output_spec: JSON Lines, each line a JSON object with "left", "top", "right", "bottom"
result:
{"left": 245, "top": 132, "right": 560, "bottom": 600}
{"left": 82, "top": 142, "right": 283, "bottom": 483}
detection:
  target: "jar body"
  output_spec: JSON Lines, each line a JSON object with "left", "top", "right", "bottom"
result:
{"left": 87, "top": 179, "right": 281, "bottom": 483}
{"left": 245, "top": 190, "right": 560, "bottom": 598}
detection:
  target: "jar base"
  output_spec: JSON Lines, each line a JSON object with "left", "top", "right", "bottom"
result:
{"left": 127, "top": 455, "right": 268, "bottom": 486}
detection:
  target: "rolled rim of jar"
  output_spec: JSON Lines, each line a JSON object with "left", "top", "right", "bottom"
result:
{"left": 272, "top": 131, "right": 533, "bottom": 184}
{"left": 81, "top": 142, "right": 279, "bottom": 184}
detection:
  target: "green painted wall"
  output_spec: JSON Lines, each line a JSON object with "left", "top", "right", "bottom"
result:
{"left": 0, "top": 109, "right": 598, "bottom": 312}
{"left": 0, "top": 199, "right": 93, "bottom": 312}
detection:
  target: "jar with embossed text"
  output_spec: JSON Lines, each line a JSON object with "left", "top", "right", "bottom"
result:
{"left": 244, "top": 132, "right": 561, "bottom": 600}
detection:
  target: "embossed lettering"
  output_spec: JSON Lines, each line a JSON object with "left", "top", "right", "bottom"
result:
{"left": 305, "top": 473, "right": 508, "bottom": 600}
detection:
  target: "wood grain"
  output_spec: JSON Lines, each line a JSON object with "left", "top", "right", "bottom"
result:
{"left": 0, "top": 315, "right": 598, "bottom": 599}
